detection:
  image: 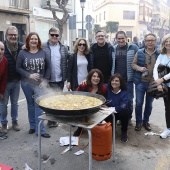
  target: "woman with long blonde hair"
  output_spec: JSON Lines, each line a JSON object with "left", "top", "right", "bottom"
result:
{"left": 67, "top": 38, "right": 92, "bottom": 91}
{"left": 153, "top": 34, "right": 170, "bottom": 138}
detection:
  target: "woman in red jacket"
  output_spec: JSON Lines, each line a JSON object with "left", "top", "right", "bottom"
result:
{"left": 73, "top": 69, "right": 107, "bottom": 136}
{"left": 0, "top": 42, "right": 8, "bottom": 100}
{"left": 0, "top": 41, "right": 8, "bottom": 139}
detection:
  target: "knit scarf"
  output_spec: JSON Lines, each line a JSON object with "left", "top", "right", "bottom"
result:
{"left": 6, "top": 40, "right": 18, "bottom": 61}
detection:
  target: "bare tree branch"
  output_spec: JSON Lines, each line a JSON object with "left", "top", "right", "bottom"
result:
{"left": 47, "top": 0, "right": 69, "bottom": 39}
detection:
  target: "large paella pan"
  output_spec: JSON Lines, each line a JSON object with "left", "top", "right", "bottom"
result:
{"left": 36, "top": 91, "right": 106, "bottom": 117}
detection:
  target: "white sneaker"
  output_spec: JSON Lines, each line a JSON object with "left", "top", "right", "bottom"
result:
{"left": 160, "top": 129, "right": 170, "bottom": 139}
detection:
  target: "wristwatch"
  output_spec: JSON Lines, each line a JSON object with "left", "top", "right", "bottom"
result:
{"left": 162, "top": 77, "right": 165, "bottom": 82}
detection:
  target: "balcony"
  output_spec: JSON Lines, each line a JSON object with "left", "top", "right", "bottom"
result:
{"left": 0, "top": 0, "right": 31, "bottom": 15}
{"left": 9, "top": 0, "right": 29, "bottom": 10}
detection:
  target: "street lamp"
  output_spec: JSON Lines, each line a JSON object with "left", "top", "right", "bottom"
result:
{"left": 80, "top": 0, "right": 86, "bottom": 38}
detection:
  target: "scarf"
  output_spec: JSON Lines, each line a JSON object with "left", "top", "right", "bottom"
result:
{"left": 6, "top": 39, "right": 18, "bottom": 61}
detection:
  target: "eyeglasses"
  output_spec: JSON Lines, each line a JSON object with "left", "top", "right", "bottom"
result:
{"left": 165, "top": 40, "right": 170, "bottom": 44}
{"left": 50, "top": 34, "right": 59, "bottom": 37}
{"left": 96, "top": 35, "right": 105, "bottom": 38}
{"left": 7, "top": 34, "right": 18, "bottom": 37}
{"left": 78, "top": 43, "right": 86, "bottom": 47}
{"left": 145, "top": 39, "right": 155, "bottom": 43}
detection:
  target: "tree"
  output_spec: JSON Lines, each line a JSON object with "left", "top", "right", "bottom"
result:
{"left": 106, "top": 21, "right": 119, "bottom": 33}
{"left": 94, "top": 24, "right": 101, "bottom": 33}
{"left": 47, "top": 0, "right": 69, "bottom": 39}
{"left": 106, "top": 21, "right": 119, "bottom": 41}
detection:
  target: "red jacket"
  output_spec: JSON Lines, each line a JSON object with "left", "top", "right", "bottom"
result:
{"left": 76, "top": 83, "right": 107, "bottom": 98}
{"left": 0, "top": 56, "right": 8, "bottom": 95}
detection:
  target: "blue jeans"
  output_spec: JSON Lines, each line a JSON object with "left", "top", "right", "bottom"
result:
{"left": 0, "top": 80, "right": 20, "bottom": 124}
{"left": 21, "top": 81, "right": 46, "bottom": 134}
{"left": 127, "top": 81, "right": 134, "bottom": 118}
{"left": 135, "top": 81, "right": 154, "bottom": 123}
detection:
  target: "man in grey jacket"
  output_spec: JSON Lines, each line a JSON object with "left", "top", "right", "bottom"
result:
{"left": 112, "top": 31, "right": 139, "bottom": 126}
{"left": 42, "top": 27, "right": 69, "bottom": 128}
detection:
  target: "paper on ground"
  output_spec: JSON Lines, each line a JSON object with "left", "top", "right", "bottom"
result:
{"left": 60, "top": 136, "right": 78, "bottom": 146}
{"left": 144, "top": 132, "right": 160, "bottom": 136}
{"left": 74, "top": 150, "right": 84, "bottom": 156}
{"left": 25, "top": 163, "right": 33, "bottom": 170}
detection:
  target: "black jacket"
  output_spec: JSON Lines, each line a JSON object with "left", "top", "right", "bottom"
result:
{"left": 89, "top": 42, "right": 113, "bottom": 83}
{"left": 4, "top": 41, "right": 24, "bottom": 82}
{"left": 67, "top": 53, "right": 92, "bottom": 91}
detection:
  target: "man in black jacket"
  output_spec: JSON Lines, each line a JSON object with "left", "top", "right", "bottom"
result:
{"left": 89, "top": 30, "right": 113, "bottom": 83}
{"left": 0, "top": 26, "right": 24, "bottom": 133}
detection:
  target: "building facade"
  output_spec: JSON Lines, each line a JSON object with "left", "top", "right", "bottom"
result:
{"left": 0, "top": 0, "right": 73, "bottom": 45}
{"left": 0, "top": 0, "right": 31, "bottom": 42}
{"left": 91, "top": 0, "right": 170, "bottom": 43}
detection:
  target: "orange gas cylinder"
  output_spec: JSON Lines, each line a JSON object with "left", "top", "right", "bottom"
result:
{"left": 91, "top": 122, "right": 112, "bottom": 161}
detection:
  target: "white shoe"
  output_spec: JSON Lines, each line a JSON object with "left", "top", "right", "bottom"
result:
{"left": 160, "top": 129, "right": 170, "bottom": 139}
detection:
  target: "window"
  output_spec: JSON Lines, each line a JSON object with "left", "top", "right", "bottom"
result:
{"left": 104, "top": 11, "right": 106, "bottom": 20}
{"left": 139, "top": 6, "right": 143, "bottom": 15}
{"left": 126, "top": 31, "right": 132, "bottom": 40}
{"left": 149, "top": 9, "right": 152, "bottom": 17}
{"left": 123, "top": 11, "right": 135, "bottom": 20}
{"left": 9, "top": 0, "right": 29, "bottom": 9}
{"left": 0, "top": 31, "right": 4, "bottom": 41}
{"left": 99, "top": 13, "right": 101, "bottom": 22}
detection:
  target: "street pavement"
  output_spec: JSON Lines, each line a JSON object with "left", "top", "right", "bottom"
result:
{"left": 0, "top": 87, "right": 170, "bottom": 170}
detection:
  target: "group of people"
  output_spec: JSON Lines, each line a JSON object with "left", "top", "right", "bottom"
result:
{"left": 0, "top": 26, "right": 69, "bottom": 139}
{"left": 0, "top": 26, "right": 170, "bottom": 143}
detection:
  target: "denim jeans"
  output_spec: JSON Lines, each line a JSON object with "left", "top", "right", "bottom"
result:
{"left": 163, "top": 87, "right": 170, "bottom": 128}
{"left": 0, "top": 80, "right": 20, "bottom": 124}
{"left": 21, "top": 81, "right": 46, "bottom": 134}
{"left": 127, "top": 81, "right": 134, "bottom": 118}
{"left": 105, "top": 111, "right": 129, "bottom": 132}
{"left": 135, "top": 81, "right": 154, "bottom": 123}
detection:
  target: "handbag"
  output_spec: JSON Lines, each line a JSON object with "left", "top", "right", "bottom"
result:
{"left": 157, "top": 60, "right": 170, "bottom": 83}
{"left": 147, "top": 78, "right": 168, "bottom": 99}
{"left": 147, "top": 60, "right": 170, "bottom": 99}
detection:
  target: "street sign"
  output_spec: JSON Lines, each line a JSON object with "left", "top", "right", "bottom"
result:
{"left": 86, "top": 15, "right": 93, "bottom": 30}
{"left": 69, "top": 15, "right": 76, "bottom": 29}
{"left": 86, "top": 15, "right": 92, "bottom": 23}
{"left": 86, "top": 23, "right": 92, "bottom": 30}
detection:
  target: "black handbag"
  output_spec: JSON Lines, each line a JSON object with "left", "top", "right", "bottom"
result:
{"left": 147, "top": 61, "right": 170, "bottom": 99}
{"left": 157, "top": 61, "right": 170, "bottom": 83}
{"left": 147, "top": 78, "right": 168, "bottom": 99}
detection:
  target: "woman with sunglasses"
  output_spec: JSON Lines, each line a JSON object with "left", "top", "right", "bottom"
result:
{"left": 67, "top": 38, "right": 92, "bottom": 91}
{"left": 16, "top": 32, "right": 51, "bottom": 138}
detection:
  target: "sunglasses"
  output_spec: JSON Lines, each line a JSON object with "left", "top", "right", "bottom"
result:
{"left": 50, "top": 34, "right": 59, "bottom": 37}
{"left": 78, "top": 43, "right": 86, "bottom": 47}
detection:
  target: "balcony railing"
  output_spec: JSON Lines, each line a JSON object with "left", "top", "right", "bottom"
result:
{"left": 9, "top": 0, "right": 29, "bottom": 10}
